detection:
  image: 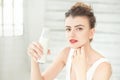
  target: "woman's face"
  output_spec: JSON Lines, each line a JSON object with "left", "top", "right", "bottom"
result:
{"left": 65, "top": 16, "right": 95, "bottom": 49}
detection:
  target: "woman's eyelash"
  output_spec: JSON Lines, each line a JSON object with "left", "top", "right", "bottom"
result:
{"left": 77, "top": 28, "right": 83, "bottom": 30}
{"left": 66, "top": 28, "right": 71, "bottom": 31}
{"left": 65, "top": 27, "right": 83, "bottom": 31}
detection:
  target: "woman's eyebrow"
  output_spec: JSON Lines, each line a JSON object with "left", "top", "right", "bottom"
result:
{"left": 65, "top": 26, "right": 71, "bottom": 28}
{"left": 74, "top": 24, "right": 85, "bottom": 28}
{"left": 65, "top": 24, "right": 84, "bottom": 28}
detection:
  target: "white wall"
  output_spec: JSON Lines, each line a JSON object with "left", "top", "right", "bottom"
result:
{"left": 25, "top": 0, "right": 46, "bottom": 42}
{"left": 0, "top": 37, "right": 29, "bottom": 80}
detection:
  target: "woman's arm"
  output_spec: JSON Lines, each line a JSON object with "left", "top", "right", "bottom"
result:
{"left": 28, "top": 42, "right": 44, "bottom": 80}
{"left": 31, "top": 59, "right": 43, "bottom": 80}
{"left": 30, "top": 55, "right": 65, "bottom": 80}
{"left": 27, "top": 42, "right": 70, "bottom": 80}
{"left": 42, "top": 47, "right": 70, "bottom": 80}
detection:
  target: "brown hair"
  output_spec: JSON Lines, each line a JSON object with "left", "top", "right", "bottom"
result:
{"left": 65, "top": 2, "right": 96, "bottom": 29}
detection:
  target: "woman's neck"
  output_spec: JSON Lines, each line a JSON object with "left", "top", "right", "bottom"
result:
{"left": 84, "top": 43, "right": 95, "bottom": 64}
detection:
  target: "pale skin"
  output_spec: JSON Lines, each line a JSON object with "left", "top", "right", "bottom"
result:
{"left": 27, "top": 16, "right": 112, "bottom": 80}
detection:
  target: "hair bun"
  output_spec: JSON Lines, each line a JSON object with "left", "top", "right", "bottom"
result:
{"left": 71, "top": 2, "right": 92, "bottom": 11}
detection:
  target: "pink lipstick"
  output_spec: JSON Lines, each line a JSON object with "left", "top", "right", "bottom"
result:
{"left": 69, "top": 39, "right": 78, "bottom": 44}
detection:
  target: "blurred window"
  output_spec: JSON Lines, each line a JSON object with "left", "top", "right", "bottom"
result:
{"left": 0, "top": 0, "right": 23, "bottom": 36}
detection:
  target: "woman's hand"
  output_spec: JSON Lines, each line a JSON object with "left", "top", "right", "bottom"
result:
{"left": 72, "top": 47, "right": 87, "bottom": 80}
{"left": 27, "top": 42, "right": 44, "bottom": 62}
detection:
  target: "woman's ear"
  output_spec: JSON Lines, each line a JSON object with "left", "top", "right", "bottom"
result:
{"left": 89, "top": 28, "right": 95, "bottom": 40}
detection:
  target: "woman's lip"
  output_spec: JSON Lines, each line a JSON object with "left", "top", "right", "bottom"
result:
{"left": 69, "top": 39, "right": 78, "bottom": 43}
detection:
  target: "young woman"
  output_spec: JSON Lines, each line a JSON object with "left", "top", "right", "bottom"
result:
{"left": 27, "top": 2, "right": 112, "bottom": 80}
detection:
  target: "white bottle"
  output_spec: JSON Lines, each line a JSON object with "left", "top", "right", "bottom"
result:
{"left": 37, "top": 28, "right": 50, "bottom": 64}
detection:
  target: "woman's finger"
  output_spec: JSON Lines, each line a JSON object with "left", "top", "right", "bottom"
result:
{"left": 73, "top": 49, "right": 77, "bottom": 58}
{"left": 48, "top": 49, "right": 51, "bottom": 55}
{"left": 27, "top": 49, "right": 38, "bottom": 62}
{"left": 29, "top": 48, "right": 40, "bottom": 58}
{"left": 31, "top": 43, "right": 43, "bottom": 56}
{"left": 33, "top": 42, "right": 43, "bottom": 51}
{"left": 76, "top": 48, "right": 81, "bottom": 55}
{"left": 27, "top": 43, "right": 41, "bottom": 58}
{"left": 32, "top": 42, "right": 43, "bottom": 54}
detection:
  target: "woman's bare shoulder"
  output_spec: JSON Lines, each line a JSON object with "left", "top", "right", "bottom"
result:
{"left": 93, "top": 61, "right": 112, "bottom": 79}
{"left": 93, "top": 50, "right": 112, "bottom": 79}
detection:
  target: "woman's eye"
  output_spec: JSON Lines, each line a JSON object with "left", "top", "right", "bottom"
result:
{"left": 66, "top": 28, "right": 71, "bottom": 31}
{"left": 76, "top": 28, "right": 83, "bottom": 31}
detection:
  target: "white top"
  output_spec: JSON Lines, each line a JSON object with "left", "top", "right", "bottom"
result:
{"left": 66, "top": 48, "right": 109, "bottom": 80}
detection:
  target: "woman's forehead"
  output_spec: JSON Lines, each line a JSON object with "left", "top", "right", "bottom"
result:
{"left": 65, "top": 16, "right": 89, "bottom": 27}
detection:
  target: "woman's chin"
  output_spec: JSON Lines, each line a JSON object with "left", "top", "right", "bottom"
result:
{"left": 69, "top": 42, "right": 87, "bottom": 49}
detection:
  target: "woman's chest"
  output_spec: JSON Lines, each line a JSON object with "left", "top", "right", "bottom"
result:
{"left": 70, "top": 63, "right": 92, "bottom": 80}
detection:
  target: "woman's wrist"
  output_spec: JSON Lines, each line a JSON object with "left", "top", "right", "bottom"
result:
{"left": 31, "top": 58, "right": 39, "bottom": 66}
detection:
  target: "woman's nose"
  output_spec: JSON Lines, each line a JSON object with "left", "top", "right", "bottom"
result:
{"left": 69, "top": 29, "right": 75, "bottom": 37}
